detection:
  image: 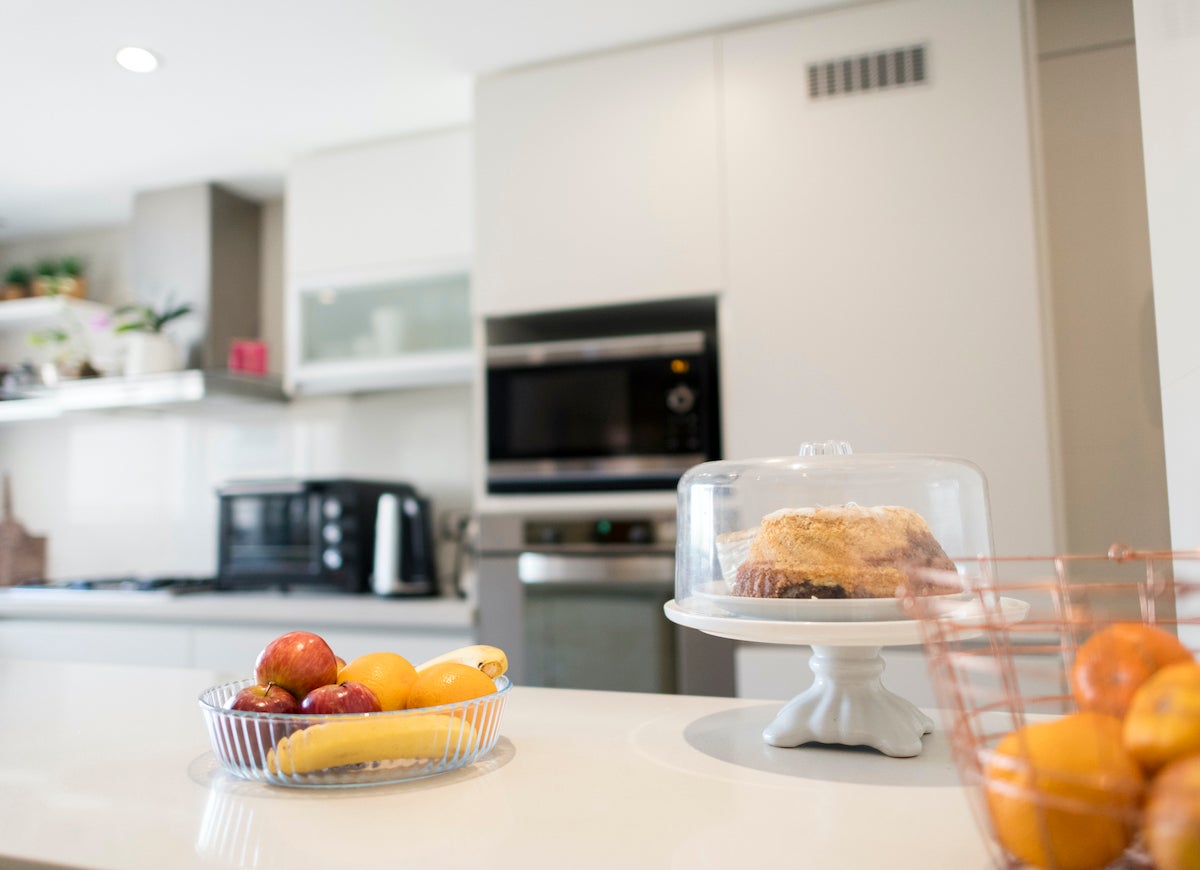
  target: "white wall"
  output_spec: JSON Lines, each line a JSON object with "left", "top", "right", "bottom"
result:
{"left": 1036, "top": 0, "right": 1170, "bottom": 553}
{"left": 0, "top": 225, "right": 130, "bottom": 306}
{"left": 719, "top": 0, "right": 1057, "bottom": 557}
{"left": 1133, "top": 1, "right": 1200, "bottom": 565}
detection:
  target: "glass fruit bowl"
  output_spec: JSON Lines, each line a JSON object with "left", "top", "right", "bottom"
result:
{"left": 198, "top": 675, "right": 511, "bottom": 787}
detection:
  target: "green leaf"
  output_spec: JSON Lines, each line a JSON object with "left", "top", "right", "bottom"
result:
{"left": 4, "top": 266, "right": 31, "bottom": 285}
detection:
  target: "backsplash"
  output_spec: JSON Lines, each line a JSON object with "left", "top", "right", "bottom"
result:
{"left": 0, "top": 384, "right": 474, "bottom": 583}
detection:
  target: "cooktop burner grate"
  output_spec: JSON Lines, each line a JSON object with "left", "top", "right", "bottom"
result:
{"left": 14, "top": 576, "right": 217, "bottom": 594}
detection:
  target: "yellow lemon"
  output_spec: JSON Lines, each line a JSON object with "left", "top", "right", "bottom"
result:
{"left": 337, "top": 652, "right": 418, "bottom": 711}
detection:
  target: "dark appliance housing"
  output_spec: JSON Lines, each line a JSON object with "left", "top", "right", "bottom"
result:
{"left": 486, "top": 328, "right": 720, "bottom": 494}
{"left": 216, "top": 478, "right": 436, "bottom": 595}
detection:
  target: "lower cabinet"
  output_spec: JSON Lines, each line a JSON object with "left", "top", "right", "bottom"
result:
{"left": 0, "top": 618, "right": 473, "bottom": 674}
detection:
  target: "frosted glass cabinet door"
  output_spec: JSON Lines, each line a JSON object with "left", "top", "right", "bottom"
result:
{"left": 289, "top": 270, "right": 473, "bottom": 395}
{"left": 299, "top": 273, "right": 470, "bottom": 363}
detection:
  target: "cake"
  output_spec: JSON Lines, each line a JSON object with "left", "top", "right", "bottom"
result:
{"left": 731, "top": 505, "right": 957, "bottom": 599}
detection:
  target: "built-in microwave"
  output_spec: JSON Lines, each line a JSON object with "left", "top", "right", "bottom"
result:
{"left": 485, "top": 330, "right": 721, "bottom": 493}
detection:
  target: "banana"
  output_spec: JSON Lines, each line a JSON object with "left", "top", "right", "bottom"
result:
{"left": 266, "top": 713, "right": 478, "bottom": 775}
{"left": 416, "top": 644, "right": 508, "bottom": 679}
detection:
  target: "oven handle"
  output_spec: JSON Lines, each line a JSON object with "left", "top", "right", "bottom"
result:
{"left": 517, "top": 552, "right": 675, "bottom": 585}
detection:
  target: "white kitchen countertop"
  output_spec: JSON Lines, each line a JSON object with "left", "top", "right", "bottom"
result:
{"left": 0, "top": 588, "right": 472, "bottom": 630}
{"left": 0, "top": 658, "right": 995, "bottom": 870}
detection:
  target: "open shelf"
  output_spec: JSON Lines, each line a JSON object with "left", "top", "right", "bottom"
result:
{"left": 0, "top": 369, "right": 289, "bottom": 422}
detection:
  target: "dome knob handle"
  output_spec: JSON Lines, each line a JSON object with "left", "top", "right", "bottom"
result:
{"left": 798, "top": 440, "right": 854, "bottom": 456}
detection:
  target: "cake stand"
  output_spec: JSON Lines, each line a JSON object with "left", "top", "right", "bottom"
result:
{"left": 664, "top": 596, "right": 1029, "bottom": 758}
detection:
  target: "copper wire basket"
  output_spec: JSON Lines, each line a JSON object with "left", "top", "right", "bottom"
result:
{"left": 905, "top": 546, "right": 1200, "bottom": 870}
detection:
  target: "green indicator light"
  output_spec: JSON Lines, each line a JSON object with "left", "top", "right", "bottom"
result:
{"left": 596, "top": 520, "right": 612, "bottom": 535}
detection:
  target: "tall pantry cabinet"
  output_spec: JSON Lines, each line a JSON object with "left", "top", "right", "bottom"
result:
{"left": 472, "top": 0, "right": 1059, "bottom": 556}
{"left": 718, "top": 0, "right": 1058, "bottom": 557}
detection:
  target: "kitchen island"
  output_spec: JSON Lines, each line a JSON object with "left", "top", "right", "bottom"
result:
{"left": 0, "top": 658, "right": 994, "bottom": 869}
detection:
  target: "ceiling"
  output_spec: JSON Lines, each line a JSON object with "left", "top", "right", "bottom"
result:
{"left": 0, "top": 0, "right": 850, "bottom": 241}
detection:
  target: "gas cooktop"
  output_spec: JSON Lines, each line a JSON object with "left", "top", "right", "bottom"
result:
{"left": 13, "top": 576, "right": 218, "bottom": 594}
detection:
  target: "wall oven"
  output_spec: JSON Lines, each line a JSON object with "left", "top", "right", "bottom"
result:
{"left": 473, "top": 511, "right": 734, "bottom": 695}
{"left": 485, "top": 330, "right": 720, "bottom": 494}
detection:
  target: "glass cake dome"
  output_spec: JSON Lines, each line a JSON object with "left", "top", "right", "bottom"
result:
{"left": 673, "top": 441, "right": 994, "bottom": 621}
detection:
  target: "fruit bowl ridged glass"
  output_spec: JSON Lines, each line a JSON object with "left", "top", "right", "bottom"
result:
{"left": 199, "top": 676, "right": 511, "bottom": 787}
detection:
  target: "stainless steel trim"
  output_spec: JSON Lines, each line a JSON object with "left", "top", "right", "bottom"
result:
{"left": 488, "top": 454, "right": 706, "bottom": 481}
{"left": 217, "top": 480, "right": 307, "bottom": 496}
{"left": 486, "top": 330, "right": 706, "bottom": 368}
{"left": 517, "top": 552, "right": 675, "bottom": 585}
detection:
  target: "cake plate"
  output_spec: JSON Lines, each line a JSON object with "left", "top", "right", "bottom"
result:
{"left": 664, "top": 596, "right": 1029, "bottom": 758}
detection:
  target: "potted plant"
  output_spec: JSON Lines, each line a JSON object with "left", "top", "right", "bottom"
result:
{"left": 114, "top": 300, "right": 193, "bottom": 376}
{"left": 31, "top": 259, "right": 60, "bottom": 297}
{"left": 57, "top": 257, "right": 87, "bottom": 299}
{"left": 3, "top": 266, "right": 31, "bottom": 301}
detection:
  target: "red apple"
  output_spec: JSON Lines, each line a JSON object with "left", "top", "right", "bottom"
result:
{"left": 228, "top": 682, "right": 300, "bottom": 715}
{"left": 300, "top": 681, "right": 382, "bottom": 715}
{"left": 254, "top": 631, "right": 339, "bottom": 699}
{"left": 218, "top": 685, "right": 302, "bottom": 769}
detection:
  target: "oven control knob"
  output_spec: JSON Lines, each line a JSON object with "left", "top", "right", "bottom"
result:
{"left": 627, "top": 522, "right": 653, "bottom": 544}
{"left": 323, "top": 549, "right": 343, "bottom": 570}
{"left": 322, "top": 498, "right": 342, "bottom": 520}
{"left": 322, "top": 524, "right": 342, "bottom": 544}
{"left": 666, "top": 384, "right": 695, "bottom": 414}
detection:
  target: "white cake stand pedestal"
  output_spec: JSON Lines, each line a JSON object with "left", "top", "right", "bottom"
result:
{"left": 664, "top": 597, "right": 1028, "bottom": 759}
{"left": 761, "top": 644, "right": 933, "bottom": 757}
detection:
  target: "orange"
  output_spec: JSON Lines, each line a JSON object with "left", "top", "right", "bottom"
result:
{"left": 336, "top": 652, "right": 418, "bottom": 711}
{"left": 407, "top": 662, "right": 496, "bottom": 713}
{"left": 984, "top": 711, "right": 1145, "bottom": 870}
{"left": 1143, "top": 754, "right": 1200, "bottom": 870}
{"left": 1070, "top": 622, "right": 1193, "bottom": 718}
{"left": 1124, "top": 661, "right": 1200, "bottom": 774}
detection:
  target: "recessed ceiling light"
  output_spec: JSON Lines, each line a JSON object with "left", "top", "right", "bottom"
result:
{"left": 115, "top": 46, "right": 159, "bottom": 73}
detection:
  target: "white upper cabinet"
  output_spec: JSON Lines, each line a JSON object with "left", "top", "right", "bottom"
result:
{"left": 287, "top": 128, "right": 472, "bottom": 278}
{"left": 284, "top": 129, "right": 474, "bottom": 395}
{"left": 474, "top": 36, "right": 724, "bottom": 316}
{"left": 718, "top": 0, "right": 1058, "bottom": 557}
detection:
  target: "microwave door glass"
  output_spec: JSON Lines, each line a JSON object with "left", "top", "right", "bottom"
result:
{"left": 499, "top": 366, "right": 632, "bottom": 458}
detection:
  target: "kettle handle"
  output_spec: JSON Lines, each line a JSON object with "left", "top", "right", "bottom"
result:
{"left": 403, "top": 496, "right": 434, "bottom": 585}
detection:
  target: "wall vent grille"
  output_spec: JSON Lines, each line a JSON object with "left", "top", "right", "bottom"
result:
{"left": 807, "top": 44, "right": 928, "bottom": 100}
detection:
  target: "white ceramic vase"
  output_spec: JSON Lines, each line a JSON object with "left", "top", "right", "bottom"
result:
{"left": 123, "top": 332, "right": 180, "bottom": 376}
